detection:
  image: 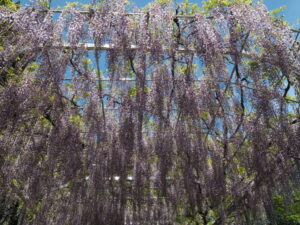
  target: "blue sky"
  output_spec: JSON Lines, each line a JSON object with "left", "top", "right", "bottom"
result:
{"left": 263, "top": 0, "right": 299, "bottom": 26}
{"left": 20, "top": 0, "right": 299, "bottom": 27}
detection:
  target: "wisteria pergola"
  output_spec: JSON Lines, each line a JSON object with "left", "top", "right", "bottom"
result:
{"left": 0, "top": 1, "right": 300, "bottom": 224}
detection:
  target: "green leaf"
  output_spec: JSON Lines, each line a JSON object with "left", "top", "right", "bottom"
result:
{"left": 70, "top": 114, "right": 83, "bottom": 128}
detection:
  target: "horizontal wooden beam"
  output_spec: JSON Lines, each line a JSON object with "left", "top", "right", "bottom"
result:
{"left": 46, "top": 43, "right": 198, "bottom": 53}
{"left": 46, "top": 9, "right": 199, "bottom": 19}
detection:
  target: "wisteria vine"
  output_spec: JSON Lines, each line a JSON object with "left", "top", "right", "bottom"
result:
{"left": 0, "top": 0, "right": 300, "bottom": 224}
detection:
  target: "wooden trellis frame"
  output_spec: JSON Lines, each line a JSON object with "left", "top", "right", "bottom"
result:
{"left": 37, "top": 9, "right": 300, "bottom": 111}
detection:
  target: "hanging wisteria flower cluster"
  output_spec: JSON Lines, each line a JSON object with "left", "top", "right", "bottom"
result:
{"left": 0, "top": 0, "right": 299, "bottom": 224}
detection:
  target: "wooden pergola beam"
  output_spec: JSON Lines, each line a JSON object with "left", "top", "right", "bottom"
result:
{"left": 47, "top": 43, "right": 198, "bottom": 53}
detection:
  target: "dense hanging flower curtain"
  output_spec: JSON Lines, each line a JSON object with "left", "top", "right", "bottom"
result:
{"left": 0, "top": 0, "right": 299, "bottom": 224}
